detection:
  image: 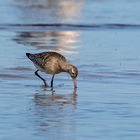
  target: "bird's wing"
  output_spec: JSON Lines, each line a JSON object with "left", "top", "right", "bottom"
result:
{"left": 35, "top": 52, "right": 67, "bottom": 62}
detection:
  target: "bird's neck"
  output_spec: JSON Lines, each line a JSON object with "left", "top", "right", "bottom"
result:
{"left": 61, "top": 62, "right": 72, "bottom": 72}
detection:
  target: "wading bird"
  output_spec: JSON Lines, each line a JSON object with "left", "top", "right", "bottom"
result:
{"left": 26, "top": 52, "right": 78, "bottom": 89}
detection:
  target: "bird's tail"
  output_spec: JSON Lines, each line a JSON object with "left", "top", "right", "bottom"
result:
{"left": 26, "top": 53, "right": 36, "bottom": 61}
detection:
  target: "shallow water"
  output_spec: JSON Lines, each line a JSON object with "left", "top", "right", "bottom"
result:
{"left": 1, "top": 0, "right": 140, "bottom": 140}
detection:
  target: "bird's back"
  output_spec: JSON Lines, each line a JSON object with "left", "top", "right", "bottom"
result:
{"left": 26, "top": 52, "right": 67, "bottom": 74}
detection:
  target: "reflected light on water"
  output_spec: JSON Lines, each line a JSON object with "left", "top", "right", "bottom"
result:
{"left": 11, "top": 0, "right": 83, "bottom": 55}
{"left": 13, "top": 31, "right": 80, "bottom": 55}
{"left": 14, "top": 0, "right": 83, "bottom": 23}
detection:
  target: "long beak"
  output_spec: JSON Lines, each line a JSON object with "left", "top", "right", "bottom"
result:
{"left": 73, "top": 78, "right": 77, "bottom": 89}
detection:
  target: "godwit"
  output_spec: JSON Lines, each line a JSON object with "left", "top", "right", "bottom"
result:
{"left": 26, "top": 52, "right": 78, "bottom": 89}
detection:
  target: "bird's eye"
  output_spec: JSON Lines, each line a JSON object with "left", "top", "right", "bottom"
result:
{"left": 71, "top": 68, "right": 77, "bottom": 77}
{"left": 71, "top": 72, "right": 76, "bottom": 77}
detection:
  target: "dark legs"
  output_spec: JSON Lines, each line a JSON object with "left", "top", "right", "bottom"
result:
{"left": 35, "top": 70, "right": 48, "bottom": 87}
{"left": 51, "top": 74, "right": 55, "bottom": 88}
{"left": 34, "top": 70, "right": 55, "bottom": 89}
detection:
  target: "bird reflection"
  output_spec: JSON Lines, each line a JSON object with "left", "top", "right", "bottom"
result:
{"left": 33, "top": 88, "right": 77, "bottom": 107}
{"left": 31, "top": 89, "right": 77, "bottom": 136}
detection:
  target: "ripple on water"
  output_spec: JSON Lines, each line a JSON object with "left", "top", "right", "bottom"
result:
{"left": 79, "top": 63, "right": 140, "bottom": 85}
{"left": 1, "top": 23, "right": 140, "bottom": 32}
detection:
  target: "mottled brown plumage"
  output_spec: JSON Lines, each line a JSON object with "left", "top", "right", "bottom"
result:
{"left": 26, "top": 52, "right": 78, "bottom": 89}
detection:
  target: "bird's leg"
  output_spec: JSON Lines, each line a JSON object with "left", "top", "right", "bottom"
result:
{"left": 34, "top": 70, "right": 48, "bottom": 87}
{"left": 51, "top": 74, "right": 55, "bottom": 88}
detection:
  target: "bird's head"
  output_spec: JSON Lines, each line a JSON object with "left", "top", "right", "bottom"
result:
{"left": 68, "top": 65, "right": 78, "bottom": 88}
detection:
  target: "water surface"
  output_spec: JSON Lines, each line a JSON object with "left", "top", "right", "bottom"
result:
{"left": 0, "top": 0, "right": 140, "bottom": 140}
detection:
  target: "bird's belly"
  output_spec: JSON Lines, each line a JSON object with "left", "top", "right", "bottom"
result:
{"left": 44, "top": 66, "right": 61, "bottom": 74}
{"left": 34, "top": 64, "right": 60, "bottom": 74}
